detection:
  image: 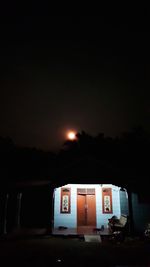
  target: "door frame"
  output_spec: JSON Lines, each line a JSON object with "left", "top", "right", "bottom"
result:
{"left": 77, "top": 188, "right": 96, "bottom": 228}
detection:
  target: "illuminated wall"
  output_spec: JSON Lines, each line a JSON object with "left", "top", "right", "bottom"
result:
{"left": 53, "top": 184, "right": 122, "bottom": 230}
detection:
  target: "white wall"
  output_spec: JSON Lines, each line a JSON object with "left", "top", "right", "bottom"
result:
{"left": 54, "top": 184, "right": 121, "bottom": 229}
{"left": 96, "top": 184, "right": 121, "bottom": 228}
{"left": 54, "top": 184, "right": 77, "bottom": 228}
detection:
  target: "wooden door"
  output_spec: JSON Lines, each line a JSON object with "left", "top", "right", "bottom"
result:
{"left": 86, "top": 194, "right": 96, "bottom": 226}
{"left": 77, "top": 194, "right": 86, "bottom": 226}
{"left": 77, "top": 189, "right": 96, "bottom": 227}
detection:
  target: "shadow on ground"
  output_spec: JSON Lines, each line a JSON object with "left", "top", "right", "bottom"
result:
{"left": 0, "top": 234, "right": 150, "bottom": 267}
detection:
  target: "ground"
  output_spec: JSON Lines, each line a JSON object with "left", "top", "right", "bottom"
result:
{"left": 0, "top": 234, "right": 150, "bottom": 266}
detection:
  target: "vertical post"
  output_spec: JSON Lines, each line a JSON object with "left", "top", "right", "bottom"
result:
{"left": 3, "top": 193, "right": 9, "bottom": 235}
{"left": 50, "top": 186, "right": 55, "bottom": 234}
{"left": 50, "top": 187, "right": 54, "bottom": 234}
{"left": 127, "top": 188, "right": 134, "bottom": 235}
{"left": 15, "top": 192, "right": 22, "bottom": 229}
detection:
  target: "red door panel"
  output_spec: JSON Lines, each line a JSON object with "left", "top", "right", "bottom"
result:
{"left": 77, "top": 194, "right": 86, "bottom": 226}
{"left": 87, "top": 194, "right": 96, "bottom": 226}
{"left": 77, "top": 189, "right": 96, "bottom": 227}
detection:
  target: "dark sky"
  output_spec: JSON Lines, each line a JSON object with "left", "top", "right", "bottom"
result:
{"left": 0, "top": 11, "right": 150, "bottom": 150}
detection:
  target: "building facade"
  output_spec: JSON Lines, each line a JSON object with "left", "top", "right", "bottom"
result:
{"left": 53, "top": 184, "right": 129, "bottom": 234}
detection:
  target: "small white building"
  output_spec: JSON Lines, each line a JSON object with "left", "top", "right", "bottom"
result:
{"left": 53, "top": 183, "right": 129, "bottom": 235}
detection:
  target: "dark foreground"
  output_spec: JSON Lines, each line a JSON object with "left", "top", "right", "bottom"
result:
{"left": 0, "top": 235, "right": 150, "bottom": 267}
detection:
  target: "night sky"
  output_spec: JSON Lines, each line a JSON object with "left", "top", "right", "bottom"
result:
{"left": 0, "top": 12, "right": 150, "bottom": 150}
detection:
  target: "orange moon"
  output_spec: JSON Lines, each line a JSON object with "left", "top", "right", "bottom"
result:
{"left": 67, "top": 131, "right": 76, "bottom": 140}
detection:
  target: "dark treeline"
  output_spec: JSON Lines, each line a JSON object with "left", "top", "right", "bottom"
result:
{"left": 58, "top": 127, "right": 150, "bottom": 189}
{"left": 0, "top": 137, "right": 56, "bottom": 185}
{"left": 0, "top": 127, "right": 150, "bottom": 189}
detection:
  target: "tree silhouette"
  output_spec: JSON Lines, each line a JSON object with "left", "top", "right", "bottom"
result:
{"left": 0, "top": 126, "right": 150, "bottom": 189}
